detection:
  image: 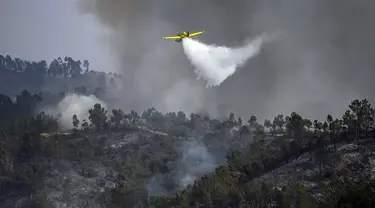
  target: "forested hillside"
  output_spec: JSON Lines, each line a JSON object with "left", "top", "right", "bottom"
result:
{"left": 1, "top": 85, "right": 375, "bottom": 207}
{"left": 0, "top": 55, "right": 122, "bottom": 96}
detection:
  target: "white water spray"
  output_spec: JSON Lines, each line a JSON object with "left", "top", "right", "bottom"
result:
{"left": 182, "top": 35, "right": 267, "bottom": 87}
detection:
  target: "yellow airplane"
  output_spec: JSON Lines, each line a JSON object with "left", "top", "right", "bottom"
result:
{"left": 162, "top": 31, "right": 204, "bottom": 42}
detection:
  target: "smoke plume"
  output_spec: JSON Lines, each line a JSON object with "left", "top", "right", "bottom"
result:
{"left": 43, "top": 93, "right": 107, "bottom": 130}
{"left": 177, "top": 139, "right": 217, "bottom": 189}
{"left": 148, "top": 139, "right": 217, "bottom": 196}
{"left": 77, "top": 0, "right": 375, "bottom": 121}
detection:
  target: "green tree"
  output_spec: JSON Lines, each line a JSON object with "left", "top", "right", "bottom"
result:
{"left": 322, "top": 121, "right": 328, "bottom": 133}
{"left": 321, "top": 177, "right": 375, "bottom": 207}
{"left": 272, "top": 114, "right": 285, "bottom": 134}
{"left": 83, "top": 60, "right": 90, "bottom": 73}
{"left": 226, "top": 150, "right": 243, "bottom": 169}
{"left": 263, "top": 119, "right": 273, "bottom": 135}
{"left": 110, "top": 183, "right": 147, "bottom": 207}
{"left": 72, "top": 114, "right": 79, "bottom": 129}
{"left": 248, "top": 115, "right": 258, "bottom": 132}
{"left": 342, "top": 109, "right": 355, "bottom": 132}
{"left": 88, "top": 103, "right": 108, "bottom": 131}
{"left": 111, "top": 109, "right": 125, "bottom": 127}
{"left": 48, "top": 59, "right": 58, "bottom": 77}
{"left": 0, "top": 94, "right": 14, "bottom": 125}
{"left": 254, "top": 124, "right": 265, "bottom": 140}
{"left": 248, "top": 115, "right": 257, "bottom": 126}
{"left": 312, "top": 120, "right": 320, "bottom": 135}
{"left": 304, "top": 119, "right": 312, "bottom": 132}
{"left": 81, "top": 119, "right": 89, "bottom": 130}
{"left": 348, "top": 99, "right": 363, "bottom": 142}
{"left": 0, "top": 141, "right": 13, "bottom": 174}
{"left": 228, "top": 112, "right": 235, "bottom": 124}
{"left": 327, "top": 114, "right": 336, "bottom": 151}
{"left": 359, "top": 99, "right": 374, "bottom": 137}
{"left": 237, "top": 117, "right": 242, "bottom": 126}
{"left": 285, "top": 112, "right": 305, "bottom": 137}
{"left": 15, "top": 90, "right": 42, "bottom": 117}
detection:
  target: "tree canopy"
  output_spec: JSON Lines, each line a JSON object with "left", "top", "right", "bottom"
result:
{"left": 1, "top": 54, "right": 375, "bottom": 207}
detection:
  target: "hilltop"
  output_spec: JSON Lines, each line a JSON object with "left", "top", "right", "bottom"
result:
{"left": 0, "top": 88, "right": 375, "bottom": 207}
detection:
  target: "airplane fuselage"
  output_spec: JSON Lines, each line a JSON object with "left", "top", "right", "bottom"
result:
{"left": 174, "top": 31, "right": 190, "bottom": 42}
{"left": 162, "top": 30, "right": 203, "bottom": 43}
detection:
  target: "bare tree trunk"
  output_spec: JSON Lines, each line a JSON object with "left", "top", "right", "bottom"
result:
{"left": 319, "top": 162, "right": 322, "bottom": 176}
{"left": 356, "top": 120, "right": 360, "bottom": 151}
{"left": 333, "top": 136, "right": 337, "bottom": 151}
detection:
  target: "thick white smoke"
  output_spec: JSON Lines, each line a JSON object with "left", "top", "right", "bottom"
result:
{"left": 43, "top": 93, "right": 107, "bottom": 130}
{"left": 182, "top": 35, "right": 266, "bottom": 87}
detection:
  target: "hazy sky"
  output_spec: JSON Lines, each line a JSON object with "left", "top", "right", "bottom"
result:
{"left": 2, "top": 0, "right": 375, "bottom": 121}
{"left": 1, "top": 0, "right": 114, "bottom": 72}
{"left": 73, "top": 0, "right": 375, "bottom": 121}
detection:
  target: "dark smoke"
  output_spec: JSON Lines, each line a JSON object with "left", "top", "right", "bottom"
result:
{"left": 77, "top": 0, "right": 375, "bottom": 121}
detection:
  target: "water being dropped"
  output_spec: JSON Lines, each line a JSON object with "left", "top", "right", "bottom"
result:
{"left": 182, "top": 35, "right": 266, "bottom": 87}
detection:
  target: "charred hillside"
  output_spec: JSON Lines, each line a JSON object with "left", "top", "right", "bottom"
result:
{"left": 0, "top": 86, "right": 375, "bottom": 207}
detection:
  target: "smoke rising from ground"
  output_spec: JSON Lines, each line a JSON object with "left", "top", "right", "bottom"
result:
{"left": 78, "top": 0, "right": 375, "bottom": 121}
{"left": 43, "top": 93, "right": 107, "bottom": 130}
{"left": 177, "top": 140, "right": 217, "bottom": 188}
{"left": 148, "top": 139, "right": 217, "bottom": 196}
{"left": 182, "top": 36, "right": 265, "bottom": 87}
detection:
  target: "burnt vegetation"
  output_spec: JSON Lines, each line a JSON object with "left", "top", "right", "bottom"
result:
{"left": 1, "top": 55, "right": 375, "bottom": 207}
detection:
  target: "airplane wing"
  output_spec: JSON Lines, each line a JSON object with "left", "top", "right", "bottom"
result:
{"left": 189, "top": 31, "right": 204, "bottom": 37}
{"left": 162, "top": 36, "right": 181, "bottom": 39}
